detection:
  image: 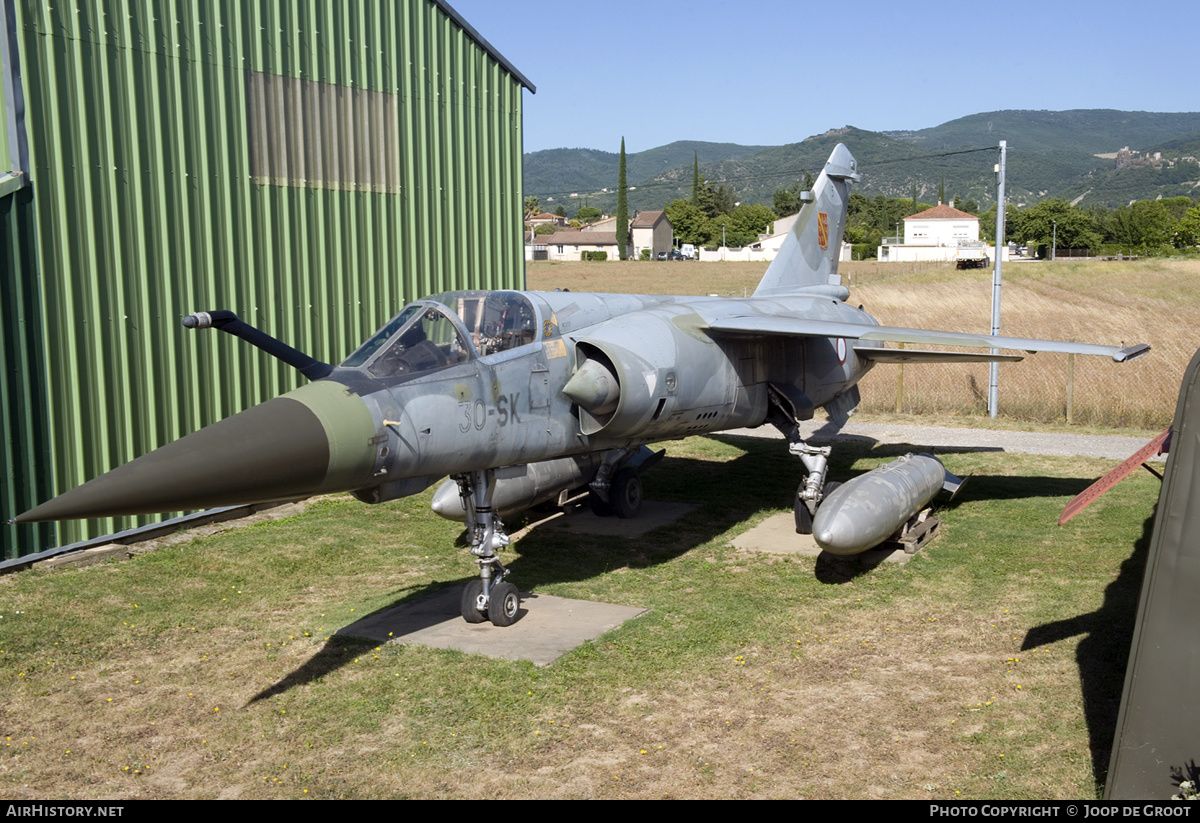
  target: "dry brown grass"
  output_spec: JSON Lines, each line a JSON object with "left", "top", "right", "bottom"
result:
{"left": 528, "top": 258, "right": 1198, "bottom": 429}
{"left": 846, "top": 259, "right": 1196, "bottom": 428}
{"left": 527, "top": 258, "right": 769, "bottom": 298}
{"left": 0, "top": 437, "right": 1155, "bottom": 800}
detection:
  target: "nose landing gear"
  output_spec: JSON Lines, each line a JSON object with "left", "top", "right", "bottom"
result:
{"left": 453, "top": 468, "right": 521, "bottom": 626}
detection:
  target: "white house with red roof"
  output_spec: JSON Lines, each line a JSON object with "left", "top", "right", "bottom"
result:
{"left": 878, "top": 202, "right": 1003, "bottom": 263}
{"left": 526, "top": 212, "right": 567, "bottom": 229}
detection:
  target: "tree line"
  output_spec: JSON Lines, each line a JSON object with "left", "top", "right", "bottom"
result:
{"left": 841, "top": 191, "right": 1200, "bottom": 257}
{"left": 531, "top": 154, "right": 1200, "bottom": 256}
{"left": 976, "top": 196, "right": 1200, "bottom": 255}
{"left": 657, "top": 153, "right": 786, "bottom": 248}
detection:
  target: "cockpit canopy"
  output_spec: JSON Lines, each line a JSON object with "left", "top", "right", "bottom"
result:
{"left": 439, "top": 291, "right": 538, "bottom": 357}
{"left": 340, "top": 291, "right": 540, "bottom": 381}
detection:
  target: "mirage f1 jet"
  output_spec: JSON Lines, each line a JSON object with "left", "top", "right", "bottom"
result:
{"left": 13, "top": 144, "right": 1148, "bottom": 626}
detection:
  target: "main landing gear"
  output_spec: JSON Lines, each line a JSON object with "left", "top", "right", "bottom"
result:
{"left": 587, "top": 446, "right": 662, "bottom": 519}
{"left": 790, "top": 440, "right": 832, "bottom": 534}
{"left": 766, "top": 390, "right": 840, "bottom": 535}
{"left": 452, "top": 468, "right": 521, "bottom": 626}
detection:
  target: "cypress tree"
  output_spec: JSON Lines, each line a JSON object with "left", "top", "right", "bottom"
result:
{"left": 617, "top": 137, "right": 629, "bottom": 260}
{"left": 692, "top": 151, "right": 699, "bottom": 206}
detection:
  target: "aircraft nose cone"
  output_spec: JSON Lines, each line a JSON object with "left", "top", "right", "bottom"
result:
{"left": 14, "top": 380, "right": 378, "bottom": 523}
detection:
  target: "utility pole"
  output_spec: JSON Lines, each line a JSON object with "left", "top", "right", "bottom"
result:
{"left": 1051, "top": 220, "right": 1057, "bottom": 261}
{"left": 988, "top": 141, "right": 1007, "bottom": 420}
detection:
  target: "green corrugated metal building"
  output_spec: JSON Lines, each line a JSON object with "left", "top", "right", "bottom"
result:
{"left": 1, "top": 0, "right": 534, "bottom": 559}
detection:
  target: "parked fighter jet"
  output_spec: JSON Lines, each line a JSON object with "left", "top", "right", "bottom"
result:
{"left": 13, "top": 144, "right": 1148, "bottom": 626}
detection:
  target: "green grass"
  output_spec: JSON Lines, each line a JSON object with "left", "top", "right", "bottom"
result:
{"left": 0, "top": 433, "right": 1159, "bottom": 799}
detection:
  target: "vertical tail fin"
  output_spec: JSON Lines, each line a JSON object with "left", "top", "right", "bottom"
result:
{"left": 753, "top": 143, "right": 860, "bottom": 297}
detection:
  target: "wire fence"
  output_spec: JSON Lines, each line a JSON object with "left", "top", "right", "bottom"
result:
{"left": 856, "top": 351, "right": 1174, "bottom": 429}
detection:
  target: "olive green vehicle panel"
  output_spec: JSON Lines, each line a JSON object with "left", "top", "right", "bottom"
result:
{"left": 1105, "top": 347, "right": 1200, "bottom": 800}
{"left": 18, "top": 395, "right": 332, "bottom": 520}
{"left": 295, "top": 380, "right": 380, "bottom": 494}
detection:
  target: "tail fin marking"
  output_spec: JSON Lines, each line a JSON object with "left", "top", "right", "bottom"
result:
{"left": 753, "top": 143, "right": 860, "bottom": 297}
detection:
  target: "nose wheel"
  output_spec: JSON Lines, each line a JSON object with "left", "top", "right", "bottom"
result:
{"left": 459, "top": 573, "right": 522, "bottom": 627}
{"left": 487, "top": 582, "right": 520, "bottom": 627}
{"left": 454, "top": 469, "right": 521, "bottom": 626}
{"left": 460, "top": 579, "right": 488, "bottom": 624}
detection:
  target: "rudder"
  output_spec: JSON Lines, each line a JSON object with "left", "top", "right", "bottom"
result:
{"left": 754, "top": 143, "right": 860, "bottom": 297}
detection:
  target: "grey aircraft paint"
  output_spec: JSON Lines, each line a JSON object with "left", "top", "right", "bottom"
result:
{"left": 12, "top": 144, "right": 1149, "bottom": 626}
{"left": 812, "top": 454, "right": 956, "bottom": 556}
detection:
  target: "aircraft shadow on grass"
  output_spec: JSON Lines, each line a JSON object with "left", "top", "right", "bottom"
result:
{"left": 250, "top": 433, "right": 1099, "bottom": 702}
{"left": 1022, "top": 508, "right": 1154, "bottom": 791}
{"left": 250, "top": 447, "right": 780, "bottom": 702}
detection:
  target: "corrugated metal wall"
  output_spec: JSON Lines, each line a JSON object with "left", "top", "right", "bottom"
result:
{"left": 1, "top": 0, "right": 529, "bottom": 559}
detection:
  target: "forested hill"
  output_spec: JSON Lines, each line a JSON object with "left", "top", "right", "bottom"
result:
{"left": 526, "top": 110, "right": 1200, "bottom": 215}
{"left": 523, "top": 141, "right": 768, "bottom": 205}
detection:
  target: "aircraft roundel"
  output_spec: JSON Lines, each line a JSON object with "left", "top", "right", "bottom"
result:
{"left": 836, "top": 337, "right": 846, "bottom": 364}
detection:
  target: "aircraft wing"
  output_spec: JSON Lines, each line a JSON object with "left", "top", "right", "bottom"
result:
{"left": 703, "top": 315, "right": 1149, "bottom": 363}
{"left": 855, "top": 348, "right": 1023, "bottom": 363}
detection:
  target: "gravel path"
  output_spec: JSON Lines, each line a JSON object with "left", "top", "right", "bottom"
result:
{"left": 724, "top": 419, "right": 1165, "bottom": 462}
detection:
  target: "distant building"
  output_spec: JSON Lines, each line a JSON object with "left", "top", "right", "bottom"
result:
{"left": 580, "top": 215, "right": 618, "bottom": 233}
{"left": 528, "top": 230, "right": 622, "bottom": 262}
{"left": 747, "top": 213, "right": 797, "bottom": 258}
{"left": 527, "top": 212, "right": 567, "bottom": 229}
{"left": 532, "top": 211, "right": 673, "bottom": 260}
{"left": 903, "top": 203, "right": 979, "bottom": 245}
{"left": 877, "top": 203, "right": 1003, "bottom": 263}
{"left": 630, "top": 211, "right": 673, "bottom": 258}
{"left": 743, "top": 212, "right": 852, "bottom": 263}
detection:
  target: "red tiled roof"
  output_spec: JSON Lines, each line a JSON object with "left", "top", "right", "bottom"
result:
{"left": 905, "top": 204, "right": 978, "bottom": 220}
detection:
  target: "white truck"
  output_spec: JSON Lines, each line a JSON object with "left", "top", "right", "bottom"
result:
{"left": 955, "top": 243, "right": 989, "bottom": 269}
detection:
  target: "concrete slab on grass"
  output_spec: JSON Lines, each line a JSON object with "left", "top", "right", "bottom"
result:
{"left": 733, "top": 513, "right": 914, "bottom": 566}
{"left": 336, "top": 499, "right": 689, "bottom": 665}
{"left": 338, "top": 586, "right": 647, "bottom": 666}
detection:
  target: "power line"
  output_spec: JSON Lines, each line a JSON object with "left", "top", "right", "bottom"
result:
{"left": 859, "top": 146, "right": 998, "bottom": 168}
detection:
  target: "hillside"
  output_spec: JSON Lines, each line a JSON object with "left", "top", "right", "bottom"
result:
{"left": 527, "top": 110, "right": 1200, "bottom": 215}
{"left": 1057, "top": 130, "right": 1200, "bottom": 206}
{"left": 889, "top": 109, "right": 1200, "bottom": 154}
{"left": 524, "top": 140, "right": 768, "bottom": 211}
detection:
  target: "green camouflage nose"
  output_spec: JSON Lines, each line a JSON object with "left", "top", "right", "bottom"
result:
{"left": 14, "top": 380, "right": 377, "bottom": 523}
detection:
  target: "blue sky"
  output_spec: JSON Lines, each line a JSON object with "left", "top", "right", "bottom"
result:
{"left": 449, "top": 0, "right": 1199, "bottom": 154}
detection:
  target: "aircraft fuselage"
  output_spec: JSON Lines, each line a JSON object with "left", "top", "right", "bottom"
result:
{"left": 325, "top": 288, "right": 878, "bottom": 506}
